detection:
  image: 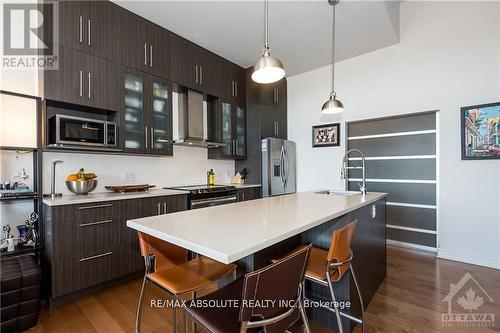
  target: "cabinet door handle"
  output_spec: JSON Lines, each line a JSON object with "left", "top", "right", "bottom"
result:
{"left": 78, "top": 203, "right": 112, "bottom": 210}
{"left": 199, "top": 66, "right": 203, "bottom": 85}
{"left": 235, "top": 81, "right": 238, "bottom": 98}
{"left": 87, "top": 72, "right": 91, "bottom": 99}
{"left": 145, "top": 126, "right": 148, "bottom": 149}
{"left": 87, "top": 19, "right": 91, "bottom": 46}
{"left": 163, "top": 202, "right": 167, "bottom": 214}
{"left": 195, "top": 65, "right": 199, "bottom": 83}
{"left": 231, "top": 81, "right": 234, "bottom": 97}
{"left": 79, "top": 251, "right": 112, "bottom": 262}
{"left": 276, "top": 89, "right": 279, "bottom": 103}
{"left": 150, "top": 45, "right": 153, "bottom": 68}
{"left": 157, "top": 202, "right": 161, "bottom": 215}
{"left": 79, "top": 219, "right": 112, "bottom": 227}
{"left": 144, "top": 43, "right": 147, "bottom": 65}
{"left": 276, "top": 121, "right": 279, "bottom": 137}
{"left": 242, "top": 192, "right": 245, "bottom": 201}
{"left": 151, "top": 127, "right": 154, "bottom": 148}
{"left": 79, "top": 16, "right": 83, "bottom": 43}
{"left": 79, "top": 70, "right": 83, "bottom": 97}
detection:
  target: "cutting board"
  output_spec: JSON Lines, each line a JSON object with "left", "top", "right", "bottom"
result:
{"left": 105, "top": 184, "right": 155, "bottom": 193}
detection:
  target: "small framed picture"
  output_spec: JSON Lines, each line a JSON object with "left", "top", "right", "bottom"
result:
{"left": 461, "top": 102, "right": 500, "bottom": 160}
{"left": 312, "top": 123, "right": 340, "bottom": 147}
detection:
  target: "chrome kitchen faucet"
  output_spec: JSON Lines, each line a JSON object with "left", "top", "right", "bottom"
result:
{"left": 341, "top": 149, "right": 367, "bottom": 196}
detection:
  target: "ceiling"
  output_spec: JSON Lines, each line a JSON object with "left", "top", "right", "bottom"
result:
{"left": 113, "top": 1, "right": 400, "bottom": 77}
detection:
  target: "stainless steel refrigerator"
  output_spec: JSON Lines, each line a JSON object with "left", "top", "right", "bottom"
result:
{"left": 261, "top": 138, "right": 296, "bottom": 197}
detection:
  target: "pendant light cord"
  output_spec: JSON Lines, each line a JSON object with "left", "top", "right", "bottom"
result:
{"left": 264, "top": 0, "right": 269, "bottom": 52}
{"left": 331, "top": 1, "right": 336, "bottom": 97}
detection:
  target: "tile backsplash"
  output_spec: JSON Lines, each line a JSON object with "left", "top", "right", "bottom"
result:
{"left": 42, "top": 146, "right": 235, "bottom": 195}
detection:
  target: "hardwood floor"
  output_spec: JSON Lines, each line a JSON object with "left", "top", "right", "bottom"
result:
{"left": 32, "top": 245, "right": 500, "bottom": 333}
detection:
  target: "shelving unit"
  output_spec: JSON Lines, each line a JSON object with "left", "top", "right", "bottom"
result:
{"left": 0, "top": 147, "right": 43, "bottom": 260}
{"left": 0, "top": 91, "right": 43, "bottom": 261}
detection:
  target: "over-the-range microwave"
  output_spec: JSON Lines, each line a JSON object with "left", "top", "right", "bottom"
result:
{"left": 48, "top": 114, "right": 117, "bottom": 148}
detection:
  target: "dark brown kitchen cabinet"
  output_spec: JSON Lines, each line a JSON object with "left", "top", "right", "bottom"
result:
{"left": 42, "top": 46, "right": 120, "bottom": 111}
{"left": 44, "top": 194, "right": 188, "bottom": 300}
{"left": 208, "top": 100, "right": 246, "bottom": 160}
{"left": 121, "top": 68, "right": 173, "bottom": 155}
{"left": 130, "top": 15, "right": 171, "bottom": 78}
{"left": 221, "top": 61, "right": 246, "bottom": 103}
{"left": 170, "top": 35, "right": 220, "bottom": 95}
{"left": 54, "top": 1, "right": 115, "bottom": 61}
{"left": 260, "top": 78, "right": 287, "bottom": 140}
{"left": 236, "top": 187, "right": 261, "bottom": 202}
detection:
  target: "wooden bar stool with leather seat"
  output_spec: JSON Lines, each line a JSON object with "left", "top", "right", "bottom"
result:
{"left": 304, "top": 220, "right": 364, "bottom": 333}
{"left": 135, "top": 232, "right": 237, "bottom": 333}
{"left": 184, "top": 244, "right": 312, "bottom": 333}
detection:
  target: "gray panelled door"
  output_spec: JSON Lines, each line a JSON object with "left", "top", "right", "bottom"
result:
{"left": 347, "top": 112, "right": 438, "bottom": 250}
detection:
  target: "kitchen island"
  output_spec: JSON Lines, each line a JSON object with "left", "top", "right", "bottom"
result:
{"left": 127, "top": 190, "right": 387, "bottom": 331}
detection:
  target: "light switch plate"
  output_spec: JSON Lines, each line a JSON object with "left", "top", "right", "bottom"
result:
{"left": 122, "top": 171, "right": 135, "bottom": 182}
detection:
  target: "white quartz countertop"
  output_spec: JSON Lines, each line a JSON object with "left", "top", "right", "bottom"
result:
{"left": 127, "top": 191, "right": 387, "bottom": 264}
{"left": 43, "top": 188, "right": 188, "bottom": 206}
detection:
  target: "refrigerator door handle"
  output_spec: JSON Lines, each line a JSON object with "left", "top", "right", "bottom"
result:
{"left": 283, "top": 148, "right": 289, "bottom": 187}
{"left": 280, "top": 145, "right": 286, "bottom": 187}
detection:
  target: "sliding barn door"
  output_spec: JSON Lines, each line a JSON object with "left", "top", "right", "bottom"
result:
{"left": 347, "top": 112, "right": 438, "bottom": 251}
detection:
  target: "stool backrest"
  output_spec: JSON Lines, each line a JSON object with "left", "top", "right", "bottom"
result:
{"left": 137, "top": 232, "right": 188, "bottom": 271}
{"left": 239, "top": 244, "right": 311, "bottom": 333}
{"left": 327, "top": 220, "right": 357, "bottom": 281}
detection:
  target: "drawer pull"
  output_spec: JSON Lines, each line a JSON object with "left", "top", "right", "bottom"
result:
{"left": 78, "top": 203, "right": 112, "bottom": 210}
{"left": 79, "top": 219, "right": 112, "bottom": 227}
{"left": 79, "top": 251, "right": 112, "bottom": 262}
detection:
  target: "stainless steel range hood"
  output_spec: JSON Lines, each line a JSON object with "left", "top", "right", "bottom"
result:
{"left": 173, "top": 89, "right": 223, "bottom": 148}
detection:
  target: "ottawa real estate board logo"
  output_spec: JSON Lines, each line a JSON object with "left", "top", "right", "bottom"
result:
{"left": 2, "top": 2, "right": 59, "bottom": 70}
{"left": 442, "top": 272, "right": 495, "bottom": 328}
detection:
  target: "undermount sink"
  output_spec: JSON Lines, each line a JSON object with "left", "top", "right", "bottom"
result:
{"left": 315, "top": 190, "right": 360, "bottom": 196}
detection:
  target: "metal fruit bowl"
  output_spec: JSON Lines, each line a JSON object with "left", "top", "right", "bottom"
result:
{"left": 65, "top": 180, "right": 97, "bottom": 195}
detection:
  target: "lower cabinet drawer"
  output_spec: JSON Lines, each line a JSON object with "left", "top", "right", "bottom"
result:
{"left": 51, "top": 246, "right": 131, "bottom": 298}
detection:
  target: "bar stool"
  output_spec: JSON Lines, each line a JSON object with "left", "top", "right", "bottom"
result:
{"left": 304, "top": 220, "right": 364, "bottom": 333}
{"left": 184, "top": 244, "right": 312, "bottom": 333}
{"left": 135, "top": 232, "right": 237, "bottom": 333}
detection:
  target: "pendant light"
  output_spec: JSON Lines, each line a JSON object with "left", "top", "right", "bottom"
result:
{"left": 321, "top": 0, "right": 344, "bottom": 114}
{"left": 251, "top": 0, "right": 285, "bottom": 84}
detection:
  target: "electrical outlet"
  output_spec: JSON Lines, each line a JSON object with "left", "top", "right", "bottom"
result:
{"left": 122, "top": 171, "right": 135, "bottom": 183}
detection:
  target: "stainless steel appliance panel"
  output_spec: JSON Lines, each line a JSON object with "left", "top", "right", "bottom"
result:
{"left": 261, "top": 138, "right": 296, "bottom": 197}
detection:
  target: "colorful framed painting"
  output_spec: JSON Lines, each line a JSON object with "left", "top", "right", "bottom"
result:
{"left": 461, "top": 102, "right": 500, "bottom": 160}
{"left": 312, "top": 123, "right": 340, "bottom": 147}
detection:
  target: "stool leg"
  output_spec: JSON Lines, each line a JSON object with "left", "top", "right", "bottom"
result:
{"left": 191, "top": 291, "right": 197, "bottom": 332}
{"left": 135, "top": 276, "right": 148, "bottom": 333}
{"left": 350, "top": 264, "right": 365, "bottom": 333}
{"left": 173, "top": 294, "right": 178, "bottom": 333}
{"left": 299, "top": 281, "right": 311, "bottom": 333}
{"left": 298, "top": 290, "right": 311, "bottom": 332}
{"left": 326, "top": 275, "right": 344, "bottom": 333}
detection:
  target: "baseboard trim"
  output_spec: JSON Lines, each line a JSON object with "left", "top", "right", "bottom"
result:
{"left": 437, "top": 249, "right": 500, "bottom": 270}
{"left": 386, "top": 239, "right": 437, "bottom": 253}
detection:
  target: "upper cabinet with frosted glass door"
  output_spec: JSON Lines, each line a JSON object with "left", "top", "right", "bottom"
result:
{"left": 208, "top": 99, "right": 246, "bottom": 160}
{"left": 121, "top": 68, "right": 172, "bottom": 156}
{"left": 148, "top": 76, "right": 172, "bottom": 155}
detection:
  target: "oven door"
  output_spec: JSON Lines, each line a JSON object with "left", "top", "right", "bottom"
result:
{"left": 190, "top": 195, "right": 237, "bottom": 209}
{"left": 56, "top": 115, "right": 106, "bottom": 146}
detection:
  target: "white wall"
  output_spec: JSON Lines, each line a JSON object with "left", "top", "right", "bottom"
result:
{"left": 42, "top": 147, "right": 235, "bottom": 195}
{"left": 288, "top": 1, "right": 500, "bottom": 269}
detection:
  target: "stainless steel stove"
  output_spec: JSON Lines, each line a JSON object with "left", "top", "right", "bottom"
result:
{"left": 163, "top": 185, "right": 237, "bottom": 209}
